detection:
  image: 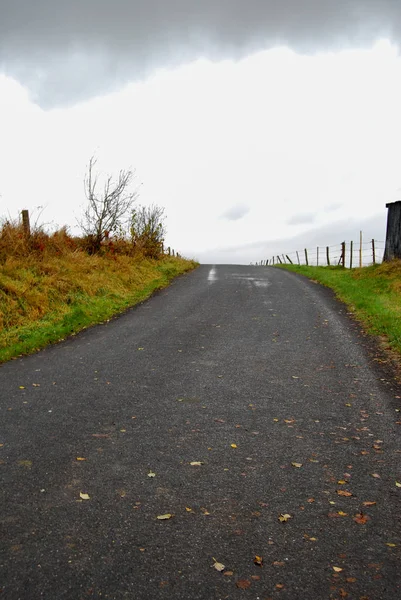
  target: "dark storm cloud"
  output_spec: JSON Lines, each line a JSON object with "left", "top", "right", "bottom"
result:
{"left": 220, "top": 204, "right": 250, "bottom": 221}
{"left": 1, "top": 1, "right": 400, "bottom": 107}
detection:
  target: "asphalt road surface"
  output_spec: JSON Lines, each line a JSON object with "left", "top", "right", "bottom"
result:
{"left": 1, "top": 265, "right": 401, "bottom": 600}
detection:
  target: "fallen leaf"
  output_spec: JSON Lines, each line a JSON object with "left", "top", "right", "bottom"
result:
{"left": 185, "top": 507, "right": 193, "bottom": 512}
{"left": 307, "top": 498, "right": 315, "bottom": 503}
{"left": 236, "top": 579, "right": 251, "bottom": 589}
{"left": 273, "top": 561, "right": 285, "bottom": 566}
{"left": 254, "top": 555, "right": 263, "bottom": 566}
{"left": 396, "top": 482, "right": 401, "bottom": 488}
{"left": 338, "top": 511, "right": 348, "bottom": 516}
{"left": 386, "top": 543, "right": 396, "bottom": 547}
{"left": 333, "top": 566, "right": 343, "bottom": 573}
{"left": 251, "top": 575, "right": 260, "bottom": 580}
{"left": 362, "top": 501, "right": 377, "bottom": 506}
{"left": 213, "top": 561, "right": 225, "bottom": 572}
{"left": 156, "top": 514, "right": 173, "bottom": 520}
{"left": 371, "top": 473, "right": 381, "bottom": 479}
{"left": 148, "top": 471, "right": 156, "bottom": 477}
{"left": 275, "top": 583, "right": 285, "bottom": 589}
{"left": 337, "top": 480, "right": 346, "bottom": 485}
{"left": 18, "top": 460, "right": 32, "bottom": 468}
{"left": 231, "top": 444, "right": 237, "bottom": 448}
{"left": 79, "top": 492, "right": 90, "bottom": 500}
{"left": 346, "top": 577, "right": 357, "bottom": 583}
{"left": 76, "top": 457, "right": 87, "bottom": 461}
{"left": 224, "top": 571, "right": 234, "bottom": 577}
{"left": 337, "top": 490, "right": 353, "bottom": 497}
{"left": 291, "top": 462, "right": 302, "bottom": 468}
{"left": 353, "top": 513, "right": 370, "bottom": 524}
{"left": 278, "top": 513, "right": 292, "bottom": 522}
{"left": 190, "top": 461, "right": 203, "bottom": 466}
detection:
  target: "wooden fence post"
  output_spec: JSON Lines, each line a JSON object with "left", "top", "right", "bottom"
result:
{"left": 350, "top": 240, "right": 353, "bottom": 269}
{"left": 286, "top": 255, "right": 293, "bottom": 264}
{"left": 304, "top": 249, "right": 309, "bottom": 266}
{"left": 384, "top": 201, "right": 401, "bottom": 261}
{"left": 341, "top": 242, "right": 346, "bottom": 268}
{"left": 296, "top": 251, "right": 300, "bottom": 265}
{"left": 272, "top": 256, "right": 275, "bottom": 265}
{"left": 372, "top": 239, "right": 376, "bottom": 264}
{"left": 277, "top": 255, "right": 282, "bottom": 264}
{"left": 21, "top": 210, "right": 30, "bottom": 237}
{"left": 326, "top": 246, "right": 330, "bottom": 266}
{"left": 359, "top": 231, "right": 363, "bottom": 268}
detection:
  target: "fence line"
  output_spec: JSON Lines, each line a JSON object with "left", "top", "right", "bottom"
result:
{"left": 254, "top": 236, "right": 385, "bottom": 268}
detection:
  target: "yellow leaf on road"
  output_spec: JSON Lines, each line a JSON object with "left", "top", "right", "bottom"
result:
{"left": 231, "top": 444, "right": 237, "bottom": 448}
{"left": 278, "top": 513, "right": 292, "bottom": 522}
{"left": 148, "top": 471, "right": 156, "bottom": 477}
{"left": 333, "top": 566, "right": 343, "bottom": 573}
{"left": 76, "top": 457, "right": 86, "bottom": 461}
{"left": 190, "top": 461, "right": 203, "bottom": 466}
{"left": 337, "top": 490, "right": 353, "bottom": 497}
{"left": 291, "top": 462, "right": 302, "bottom": 468}
{"left": 156, "top": 514, "right": 173, "bottom": 520}
{"left": 79, "top": 492, "right": 90, "bottom": 500}
{"left": 213, "top": 561, "right": 225, "bottom": 572}
{"left": 395, "top": 482, "right": 401, "bottom": 487}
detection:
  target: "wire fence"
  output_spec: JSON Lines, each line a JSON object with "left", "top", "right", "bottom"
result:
{"left": 255, "top": 237, "right": 385, "bottom": 268}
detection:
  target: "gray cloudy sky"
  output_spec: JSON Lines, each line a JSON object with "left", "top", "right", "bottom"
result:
{"left": 1, "top": 0, "right": 400, "bottom": 107}
{"left": 0, "top": 1, "right": 400, "bottom": 263}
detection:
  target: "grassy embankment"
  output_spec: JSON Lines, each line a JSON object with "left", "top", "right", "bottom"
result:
{"left": 0, "top": 228, "right": 197, "bottom": 363}
{"left": 277, "top": 262, "right": 401, "bottom": 357}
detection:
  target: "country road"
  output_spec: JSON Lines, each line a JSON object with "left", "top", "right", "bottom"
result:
{"left": 1, "top": 264, "right": 400, "bottom": 600}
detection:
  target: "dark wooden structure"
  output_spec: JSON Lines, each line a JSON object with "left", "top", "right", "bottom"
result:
{"left": 384, "top": 201, "right": 401, "bottom": 261}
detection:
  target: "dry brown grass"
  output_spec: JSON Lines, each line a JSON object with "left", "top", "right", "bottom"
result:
{"left": 0, "top": 220, "right": 197, "bottom": 361}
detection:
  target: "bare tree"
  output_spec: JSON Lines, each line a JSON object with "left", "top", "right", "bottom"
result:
{"left": 80, "top": 156, "right": 140, "bottom": 252}
{"left": 130, "top": 204, "right": 166, "bottom": 258}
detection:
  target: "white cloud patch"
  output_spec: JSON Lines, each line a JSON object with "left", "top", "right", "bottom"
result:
{"left": 287, "top": 213, "right": 317, "bottom": 226}
{"left": 220, "top": 204, "right": 250, "bottom": 221}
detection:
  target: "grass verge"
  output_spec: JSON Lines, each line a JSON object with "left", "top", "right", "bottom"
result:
{"left": 0, "top": 254, "right": 197, "bottom": 363}
{"left": 277, "top": 262, "right": 401, "bottom": 356}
